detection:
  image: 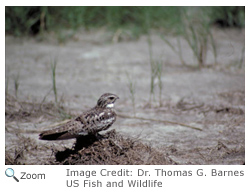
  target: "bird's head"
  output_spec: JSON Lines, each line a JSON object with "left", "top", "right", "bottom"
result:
{"left": 97, "top": 93, "right": 119, "bottom": 108}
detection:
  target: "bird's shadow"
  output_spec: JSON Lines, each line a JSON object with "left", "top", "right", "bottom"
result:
{"left": 55, "top": 134, "right": 101, "bottom": 162}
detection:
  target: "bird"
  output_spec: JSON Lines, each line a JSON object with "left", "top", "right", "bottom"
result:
{"left": 39, "top": 93, "right": 119, "bottom": 140}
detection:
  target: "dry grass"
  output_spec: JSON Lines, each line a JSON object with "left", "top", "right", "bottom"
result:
{"left": 51, "top": 130, "right": 174, "bottom": 165}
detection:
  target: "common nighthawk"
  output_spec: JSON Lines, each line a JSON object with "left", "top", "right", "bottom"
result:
{"left": 39, "top": 93, "right": 119, "bottom": 140}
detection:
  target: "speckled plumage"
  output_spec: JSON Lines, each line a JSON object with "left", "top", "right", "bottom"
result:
{"left": 39, "top": 93, "right": 119, "bottom": 140}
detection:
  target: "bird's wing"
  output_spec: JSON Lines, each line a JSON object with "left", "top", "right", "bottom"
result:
{"left": 39, "top": 108, "right": 116, "bottom": 140}
{"left": 75, "top": 108, "right": 116, "bottom": 134}
{"left": 39, "top": 120, "right": 84, "bottom": 140}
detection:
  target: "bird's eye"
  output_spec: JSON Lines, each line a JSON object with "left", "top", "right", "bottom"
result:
{"left": 109, "top": 97, "right": 114, "bottom": 100}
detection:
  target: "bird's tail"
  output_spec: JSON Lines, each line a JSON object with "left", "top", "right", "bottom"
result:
{"left": 39, "top": 120, "right": 78, "bottom": 140}
{"left": 39, "top": 130, "right": 76, "bottom": 140}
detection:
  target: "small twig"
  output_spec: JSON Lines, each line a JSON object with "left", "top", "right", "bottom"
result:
{"left": 118, "top": 113, "right": 203, "bottom": 131}
{"left": 110, "top": 140, "right": 123, "bottom": 150}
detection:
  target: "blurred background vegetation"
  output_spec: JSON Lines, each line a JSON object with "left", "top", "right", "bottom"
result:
{"left": 5, "top": 6, "right": 245, "bottom": 37}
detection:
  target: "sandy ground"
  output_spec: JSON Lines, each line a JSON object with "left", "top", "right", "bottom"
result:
{"left": 5, "top": 28, "right": 245, "bottom": 164}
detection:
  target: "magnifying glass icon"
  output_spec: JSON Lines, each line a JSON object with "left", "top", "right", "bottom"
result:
{"left": 5, "top": 168, "right": 19, "bottom": 182}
